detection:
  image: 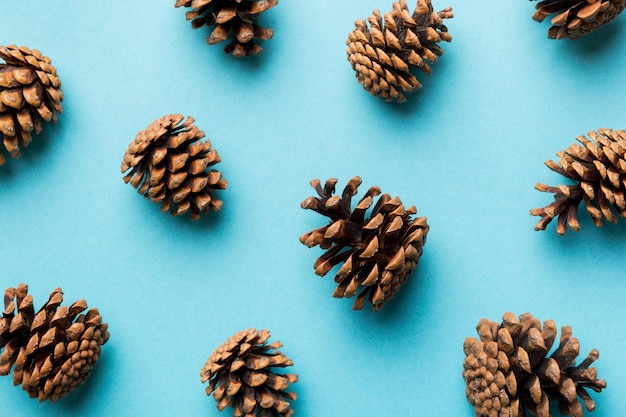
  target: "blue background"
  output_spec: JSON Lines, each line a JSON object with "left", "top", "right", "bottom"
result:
{"left": 1, "top": 1, "right": 625, "bottom": 416}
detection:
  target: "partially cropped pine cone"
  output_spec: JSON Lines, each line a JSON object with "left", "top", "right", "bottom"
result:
{"left": 346, "top": 0, "right": 452, "bottom": 103}
{"left": 533, "top": 0, "right": 626, "bottom": 39}
{"left": 174, "top": 0, "right": 277, "bottom": 57}
{"left": 0, "top": 45, "right": 63, "bottom": 165}
{"left": 299, "top": 176, "right": 429, "bottom": 311}
{"left": 463, "top": 312, "right": 606, "bottom": 417}
{"left": 530, "top": 128, "right": 626, "bottom": 234}
{"left": 121, "top": 114, "right": 228, "bottom": 220}
{"left": 201, "top": 328, "right": 297, "bottom": 417}
{"left": 0, "top": 284, "right": 110, "bottom": 402}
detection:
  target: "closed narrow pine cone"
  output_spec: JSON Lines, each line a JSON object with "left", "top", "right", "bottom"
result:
{"left": 299, "top": 176, "right": 429, "bottom": 311}
{"left": 121, "top": 114, "right": 228, "bottom": 220}
{"left": 346, "top": 0, "right": 453, "bottom": 103}
{"left": 533, "top": 0, "right": 626, "bottom": 39}
{"left": 0, "top": 284, "right": 110, "bottom": 402}
{"left": 0, "top": 45, "right": 63, "bottom": 165}
{"left": 201, "top": 328, "right": 297, "bottom": 417}
{"left": 174, "top": 0, "right": 277, "bottom": 57}
{"left": 530, "top": 128, "right": 626, "bottom": 234}
{"left": 463, "top": 313, "right": 606, "bottom": 417}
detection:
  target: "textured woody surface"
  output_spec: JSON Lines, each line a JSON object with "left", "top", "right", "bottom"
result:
{"left": 531, "top": 128, "right": 626, "bottom": 234}
{"left": 346, "top": 0, "right": 452, "bottom": 103}
{"left": 121, "top": 114, "right": 228, "bottom": 220}
{"left": 201, "top": 328, "right": 297, "bottom": 417}
{"left": 0, "top": 284, "right": 109, "bottom": 402}
{"left": 463, "top": 312, "right": 606, "bottom": 417}
{"left": 174, "top": 0, "right": 277, "bottom": 57}
{"left": 533, "top": 0, "right": 626, "bottom": 39}
{"left": 300, "top": 176, "right": 429, "bottom": 311}
{"left": 0, "top": 45, "right": 63, "bottom": 165}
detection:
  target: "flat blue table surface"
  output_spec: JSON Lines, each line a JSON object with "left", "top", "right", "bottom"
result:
{"left": 1, "top": 1, "right": 625, "bottom": 416}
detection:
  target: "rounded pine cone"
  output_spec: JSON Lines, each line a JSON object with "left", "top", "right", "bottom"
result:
{"left": 0, "top": 45, "right": 63, "bottom": 165}
{"left": 299, "top": 176, "right": 429, "bottom": 311}
{"left": 463, "top": 312, "right": 606, "bottom": 417}
{"left": 174, "top": 0, "right": 277, "bottom": 57}
{"left": 346, "top": 0, "right": 453, "bottom": 103}
{"left": 201, "top": 328, "right": 297, "bottom": 417}
{"left": 533, "top": 0, "right": 626, "bottom": 39}
{"left": 121, "top": 114, "right": 228, "bottom": 220}
{"left": 0, "top": 284, "right": 110, "bottom": 402}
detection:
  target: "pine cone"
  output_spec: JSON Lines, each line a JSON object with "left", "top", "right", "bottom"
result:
{"left": 299, "top": 176, "right": 429, "bottom": 311}
{"left": 201, "top": 328, "right": 298, "bottom": 417}
{"left": 530, "top": 128, "right": 626, "bottom": 234}
{"left": 0, "top": 45, "right": 63, "bottom": 165}
{"left": 0, "top": 284, "right": 110, "bottom": 402}
{"left": 174, "top": 0, "right": 277, "bottom": 57}
{"left": 346, "top": 0, "right": 452, "bottom": 103}
{"left": 533, "top": 0, "right": 626, "bottom": 39}
{"left": 463, "top": 312, "right": 606, "bottom": 417}
{"left": 121, "top": 114, "right": 228, "bottom": 220}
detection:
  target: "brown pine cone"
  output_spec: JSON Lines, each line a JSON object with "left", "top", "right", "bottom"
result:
{"left": 463, "top": 313, "right": 606, "bottom": 417}
{"left": 0, "top": 45, "right": 63, "bottom": 165}
{"left": 174, "top": 0, "right": 278, "bottom": 57}
{"left": 530, "top": 128, "right": 626, "bottom": 234}
{"left": 0, "top": 284, "right": 110, "bottom": 402}
{"left": 299, "top": 176, "right": 429, "bottom": 311}
{"left": 533, "top": 0, "right": 626, "bottom": 39}
{"left": 346, "top": 0, "right": 452, "bottom": 103}
{"left": 121, "top": 114, "right": 228, "bottom": 220}
{"left": 201, "top": 328, "right": 297, "bottom": 417}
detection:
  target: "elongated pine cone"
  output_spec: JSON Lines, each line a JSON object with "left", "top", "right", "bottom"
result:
{"left": 201, "top": 328, "right": 297, "bottom": 417}
{"left": 530, "top": 128, "right": 626, "bottom": 234}
{"left": 174, "top": 0, "right": 277, "bottom": 57}
{"left": 299, "top": 176, "right": 429, "bottom": 311}
{"left": 0, "top": 284, "right": 110, "bottom": 401}
{"left": 0, "top": 45, "right": 63, "bottom": 165}
{"left": 463, "top": 312, "right": 606, "bottom": 417}
{"left": 533, "top": 0, "right": 626, "bottom": 39}
{"left": 121, "top": 114, "right": 228, "bottom": 220}
{"left": 346, "top": 0, "right": 452, "bottom": 103}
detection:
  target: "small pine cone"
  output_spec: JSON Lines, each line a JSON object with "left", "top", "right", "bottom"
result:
{"left": 174, "top": 0, "right": 277, "bottom": 57}
{"left": 0, "top": 45, "right": 63, "bottom": 165}
{"left": 0, "top": 284, "right": 110, "bottom": 402}
{"left": 533, "top": 0, "right": 626, "bottom": 39}
{"left": 346, "top": 0, "right": 452, "bottom": 103}
{"left": 299, "top": 176, "right": 429, "bottom": 311}
{"left": 530, "top": 128, "right": 626, "bottom": 234}
{"left": 201, "top": 328, "right": 298, "bottom": 417}
{"left": 121, "top": 114, "right": 228, "bottom": 220}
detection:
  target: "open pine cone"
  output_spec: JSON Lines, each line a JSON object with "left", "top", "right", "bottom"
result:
{"left": 300, "top": 176, "right": 429, "bottom": 311}
{"left": 346, "top": 0, "right": 452, "bottom": 103}
{"left": 532, "top": 0, "right": 626, "bottom": 39}
{"left": 0, "top": 284, "right": 110, "bottom": 402}
{"left": 0, "top": 45, "right": 63, "bottom": 165}
{"left": 201, "top": 328, "right": 297, "bottom": 417}
{"left": 121, "top": 114, "right": 228, "bottom": 220}
{"left": 463, "top": 312, "right": 606, "bottom": 417}
{"left": 174, "top": 0, "right": 278, "bottom": 57}
{"left": 531, "top": 128, "right": 626, "bottom": 234}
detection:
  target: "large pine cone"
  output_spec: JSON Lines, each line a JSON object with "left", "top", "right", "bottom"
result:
{"left": 533, "top": 0, "right": 626, "bottom": 39}
{"left": 0, "top": 45, "right": 63, "bottom": 165}
{"left": 299, "top": 176, "right": 429, "bottom": 311}
{"left": 463, "top": 313, "right": 606, "bottom": 417}
{"left": 121, "top": 114, "right": 228, "bottom": 220}
{"left": 530, "top": 128, "right": 626, "bottom": 234}
{"left": 174, "top": 0, "right": 278, "bottom": 57}
{"left": 0, "top": 284, "right": 110, "bottom": 401}
{"left": 346, "top": 0, "right": 452, "bottom": 103}
{"left": 201, "top": 328, "right": 297, "bottom": 417}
